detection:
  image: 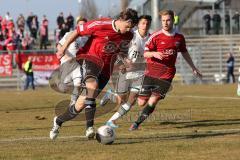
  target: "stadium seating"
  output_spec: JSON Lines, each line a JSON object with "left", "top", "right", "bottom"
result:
{"left": 176, "top": 34, "right": 240, "bottom": 83}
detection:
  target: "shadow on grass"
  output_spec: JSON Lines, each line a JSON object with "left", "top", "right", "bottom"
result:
{"left": 113, "top": 130, "right": 240, "bottom": 145}
{"left": 15, "top": 124, "right": 85, "bottom": 131}
{"left": 159, "top": 119, "right": 240, "bottom": 128}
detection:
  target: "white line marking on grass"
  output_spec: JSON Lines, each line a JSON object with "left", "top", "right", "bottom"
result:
{"left": 169, "top": 95, "right": 240, "bottom": 100}
{"left": 0, "top": 135, "right": 86, "bottom": 143}
{"left": 1, "top": 128, "right": 239, "bottom": 143}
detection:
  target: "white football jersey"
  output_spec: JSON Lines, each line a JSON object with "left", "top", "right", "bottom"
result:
{"left": 59, "top": 31, "right": 88, "bottom": 58}
{"left": 128, "top": 29, "right": 150, "bottom": 63}
{"left": 126, "top": 29, "right": 150, "bottom": 79}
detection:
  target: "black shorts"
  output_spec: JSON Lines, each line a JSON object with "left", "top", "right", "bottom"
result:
{"left": 78, "top": 57, "right": 109, "bottom": 93}
{"left": 140, "top": 75, "right": 172, "bottom": 99}
{"left": 78, "top": 59, "right": 103, "bottom": 80}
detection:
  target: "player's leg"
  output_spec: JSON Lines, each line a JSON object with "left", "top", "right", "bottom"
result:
{"left": 106, "top": 73, "right": 130, "bottom": 128}
{"left": 137, "top": 96, "right": 149, "bottom": 107}
{"left": 84, "top": 76, "right": 99, "bottom": 139}
{"left": 49, "top": 59, "right": 81, "bottom": 140}
{"left": 129, "top": 94, "right": 160, "bottom": 131}
{"left": 49, "top": 60, "right": 88, "bottom": 140}
{"left": 99, "top": 76, "right": 120, "bottom": 106}
{"left": 70, "top": 65, "right": 83, "bottom": 105}
{"left": 129, "top": 77, "right": 172, "bottom": 131}
{"left": 24, "top": 75, "right": 30, "bottom": 90}
{"left": 30, "top": 75, "right": 35, "bottom": 90}
{"left": 100, "top": 72, "right": 126, "bottom": 106}
{"left": 82, "top": 59, "right": 106, "bottom": 139}
{"left": 107, "top": 76, "right": 143, "bottom": 128}
{"left": 49, "top": 92, "right": 85, "bottom": 140}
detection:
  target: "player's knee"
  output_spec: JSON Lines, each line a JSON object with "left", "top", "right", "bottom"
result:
{"left": 85, "top": 77, "right": 98, "bottom": 89}
{"left": 74, "top": 103, "right": 84, "bottom": 112}
{"left": 148, "top": 97, "right": 160, "bottom": 106}
{"left": 137, "top": 97, "right": 148, "bottom": 107}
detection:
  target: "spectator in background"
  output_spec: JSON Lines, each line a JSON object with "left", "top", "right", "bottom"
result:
{"left": 226, "top": 53, "right": 235, "bottom": 83}
{"left": 16, "top": 14, "right": 25, "bottom": 37}
{"left": 1, "top": 18, "right": 8, "bottom": 38}
{"left": 57, "top": 12, "right": 65, "bottom": 29}
{"left": 5, "top": 21, "right": 18, "bottom": 54}
{"left": 30, "top": 15, "right": 39, "bottom": 40}
{"left": 39, "top": 23, "right": 48, "bottom": 50}
{"left": 225, "top": 11, "right": 230, "bottom": 34}
{"left": 212, "top": 10, "right": 221, "bottom": 34}
{"left": 42, "top": 15, "right": 49, "bottom": 42}
{"left": 21, "top": 33, "right": 33, "bottom": 50}
{"left": 232, "top": 11, "right": 240, "bottom": 34}
{"left": 5, "top": 12, "right": 12, "bottom": 21}
{"left": 174, "top": 12, "right": 179, "bottom": 32}
{"left": 59, "top": 23, "right": 68, "bottom": 40}
{"left": 0, "top": 16, "right": 2, "bottom": 30}
{"left": 66, "top": 12, "right": 74, "bottom": 30}
{"left": 0, "top": 17, "right": 5, "bottom": 50}
{"left": 203, "top": 10, "right": 211, "bottom": 34}
{"left": 24, "top": 57, "right": 35, "bottom": 90}
{"left": 27, "top": 12, "right": 34, "bottom": 32}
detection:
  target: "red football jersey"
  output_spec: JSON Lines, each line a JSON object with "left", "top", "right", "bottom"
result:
{"left": 76, "top": 19, "right": 133, "bottom": 77}
{"left": 144, "top": 29, "right": 187, "bottom": 80}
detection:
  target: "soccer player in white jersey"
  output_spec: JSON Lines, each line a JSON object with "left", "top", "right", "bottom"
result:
{"left": 100, "top": 15, "right": 152, "bottom": 128}
{"left": 54, "top": 17, "right": 88, "bottom": 105}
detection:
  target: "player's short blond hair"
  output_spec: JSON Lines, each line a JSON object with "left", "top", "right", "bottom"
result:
{"left": 76, "top": 16, "right": 87, "bottom": 24}
{"left": 159, "top": 10, "right": 174, "bottom": 20}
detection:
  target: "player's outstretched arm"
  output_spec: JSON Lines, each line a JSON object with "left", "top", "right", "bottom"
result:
{"left": 181, "top": 51, "right": 202, "bottom": 79}
{"left": 56, "top": 44, "right": 72, "bottom": 62}
{"left": 56, "top": 30, "right": 79, "bottom": 59}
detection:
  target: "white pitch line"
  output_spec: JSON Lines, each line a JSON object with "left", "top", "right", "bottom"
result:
{"left": 0, "top": 135, "right": 86, "bottom": 143}
{"left": 1, "top": 128, "right": 240, "bottom": 143}
{"left": 169, "top": 95, "right": 240, "bottom": 100}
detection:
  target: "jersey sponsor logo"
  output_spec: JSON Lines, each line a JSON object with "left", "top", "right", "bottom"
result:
{"left": 163, "top": 49, "right": 176, "bottom": 55}
{"left": 103, "top": 40, "right": 131, "bottom": 54}
{"left": 103, "top": 41, "right": 118, "bottom": 53}
{"left": 119, "top": 40, "right": 131, "bottom": 53}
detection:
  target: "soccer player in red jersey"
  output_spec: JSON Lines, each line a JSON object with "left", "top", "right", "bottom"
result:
{"left": 129, "top": 10, "right": 202, "bottom": 131}
{"left": 50, "top": 9, "right": 138, "bottom": 140}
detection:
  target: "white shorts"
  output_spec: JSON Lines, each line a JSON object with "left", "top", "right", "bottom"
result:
{"left": 115, "top": 72, "right": 144, "bottom": 94}
{"left": 63, "top": 65, "right": 83, "bottom": 86}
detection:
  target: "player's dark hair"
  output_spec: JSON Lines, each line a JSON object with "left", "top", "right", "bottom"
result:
{"left": 139, "top": 15, "right": 152, "bottom": 23}
{"left": 118, "top": 8, "right": 139, "bottom": 25}
{"left": 159, "top": 10, "right": 174, "bottom": 21}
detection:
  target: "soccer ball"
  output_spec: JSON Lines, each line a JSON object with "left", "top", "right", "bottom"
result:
{"left": 96, "top": 125, "right": 115, "bottom": 145}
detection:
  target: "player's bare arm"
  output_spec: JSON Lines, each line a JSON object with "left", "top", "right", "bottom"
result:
{"left": 56, "top": 30, "right": 79, "bottom": 59}
{"left": 56, "top": 44, "right": 72, "bottom": 61}
{"left": 144, "top": 51, "right": 168, "bottom": 60}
